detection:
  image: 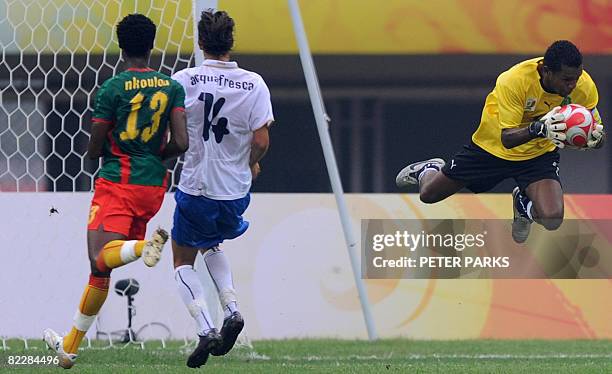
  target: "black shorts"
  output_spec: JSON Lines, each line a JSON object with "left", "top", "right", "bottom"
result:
{"left": 441, "top": 141, "right": 561, "bottom": 193}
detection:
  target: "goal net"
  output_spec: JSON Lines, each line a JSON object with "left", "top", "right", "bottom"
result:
{"left": 0, "top": 0, "right": 193, "bottom": 192}
{"left": 0, "top": 0, "right": 253, "bottom": 352}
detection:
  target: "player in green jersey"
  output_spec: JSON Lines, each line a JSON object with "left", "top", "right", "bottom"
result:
{"left": 43, "top": 14, "right": 188, "bottom": 369}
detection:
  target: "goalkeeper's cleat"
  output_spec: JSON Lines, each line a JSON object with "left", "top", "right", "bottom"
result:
{"left": 395, "top": 158, "right": 445, "bottom": 188}
{"left": 512, "top": 187, "right": 533, "bottom": 244}
{"left": 187, "top": 328, "right": 222, "bottom": 368}
{"left": 211, "top": 311, "right": 244, "bottom": 356}
{"left": 142, "top": 228, "right": 169, "bottom": 267}
{"left": 43, "top": 328, "right": 77, "bottom": 369}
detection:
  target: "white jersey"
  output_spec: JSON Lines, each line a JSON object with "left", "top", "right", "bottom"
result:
{"left": 172, "top": 60, "right": 274, "bottom": 200}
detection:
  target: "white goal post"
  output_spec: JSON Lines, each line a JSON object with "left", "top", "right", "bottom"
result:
{"left": 287, "top": 0, "right": 377, "bottom": 340}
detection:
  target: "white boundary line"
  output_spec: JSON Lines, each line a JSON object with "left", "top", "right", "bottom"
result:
{"left": 279, "top": 353, "right": 612, "bottom": 361}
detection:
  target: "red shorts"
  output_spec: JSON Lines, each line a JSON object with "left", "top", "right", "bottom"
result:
{"left": 88, "top": 178, "right": 166, "bottom": 240}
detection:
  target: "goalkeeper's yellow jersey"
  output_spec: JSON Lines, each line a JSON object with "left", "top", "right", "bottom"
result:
{"left": 471, "top": 57, "right": 599, "bottom": 161}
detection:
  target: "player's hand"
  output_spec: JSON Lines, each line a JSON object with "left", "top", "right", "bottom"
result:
{"left": 528, "top": 120, "right": 567, "bottom": 142}
{"left": 586, "top": 124, "right": 605, "bottom": 149}
{"left": 528, "top": 106, "right": 567, "bottom": 146}
{"left": 250, "top": 162, "right": 261, "bottom": 181}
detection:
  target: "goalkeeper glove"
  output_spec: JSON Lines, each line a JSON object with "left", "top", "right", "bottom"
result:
{"left": 528, "top": 106, "right": 567, "bottom": 148}
{"left": 586, "top": 124, "right": 604, "bottom": 149}
{"left": 586, "top": 108, "right": 605, "bottom": 149}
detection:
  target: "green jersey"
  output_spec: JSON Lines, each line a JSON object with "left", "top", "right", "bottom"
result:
{"left": 92, "top": 68, "right": 186, "bottom": 187}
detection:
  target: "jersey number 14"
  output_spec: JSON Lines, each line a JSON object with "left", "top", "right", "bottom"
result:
{"left": 199, "top": 92, "right": 229, "bottom": 143}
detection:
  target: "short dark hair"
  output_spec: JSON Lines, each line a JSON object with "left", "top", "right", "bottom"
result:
{"left": 198, "top": 10, "right": 235, "bottom": 56}
{"left": 117, "top": 14, "right": 156, "bottom": 58}
{"left": 543, "top": 40, "right": 582, "bottom": 72}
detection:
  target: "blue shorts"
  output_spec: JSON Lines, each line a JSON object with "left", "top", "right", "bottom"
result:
{"left": 171, "top": 189, "right": 250, "bottom": 249}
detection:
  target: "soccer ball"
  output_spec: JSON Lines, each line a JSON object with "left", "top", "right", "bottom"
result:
{"left": 558, "top": 104, "right": 594, "bottom": 147}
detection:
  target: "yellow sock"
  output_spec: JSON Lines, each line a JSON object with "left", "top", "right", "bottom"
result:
{"left": 63, "top": 275, "right": 109, "bottom": 354}
{"left": 96, "top": 240, "right": 146, "bottom": 271}
{"left": 63, "top": 328, "right": 86, "bottom": 354}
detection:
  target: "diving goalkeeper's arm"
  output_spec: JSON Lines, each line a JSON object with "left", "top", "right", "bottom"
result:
{"left": 501, "top": 106, "right": 567, "bottom": 149}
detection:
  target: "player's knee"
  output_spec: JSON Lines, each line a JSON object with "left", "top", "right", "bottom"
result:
{"left": 537, "top": 208, "right": 564, "bottom": 230}
{"left": 92, "top": 254, "right": 111, "bottom": 274}
{"left": 172, "top": 251, "right": 197, "bottom": 269}
{"left": 90, "top": 261, "right": 111, "bottom": 278}
{"left": 419, "top": 186, "right": 442, "bottom": 204}
{"left": 173, "top": 249, "right": 197, "bottom": 268}
{"left": 541, "top": 218, "right": 563, "bottom": 231}
{"left": 173, "top": 256, "right": 194, "bottom": 269}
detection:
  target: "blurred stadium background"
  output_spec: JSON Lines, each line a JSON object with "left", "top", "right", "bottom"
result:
{"left": 1, "top": 0, "right": 612, "bottom": 371}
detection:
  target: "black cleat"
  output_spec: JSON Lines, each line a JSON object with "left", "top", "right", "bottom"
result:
{"left": 211, "top": 311, "right": 244, "bottom": 356}
{"left": 187, "top": 329, "right": 222, "bottom": 368}
{"left": 511, "top": 187, "right": 533, "bottom": 244}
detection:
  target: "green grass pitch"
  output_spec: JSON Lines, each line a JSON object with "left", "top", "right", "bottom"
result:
{"left": 1, "top": 339, "right": 611, "bottom": 373}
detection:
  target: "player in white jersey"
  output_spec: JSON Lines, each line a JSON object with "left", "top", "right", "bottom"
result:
{"left": 169, "top": 10, "right": 273, "bottom": 368}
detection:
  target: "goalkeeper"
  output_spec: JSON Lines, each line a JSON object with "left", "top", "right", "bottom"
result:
{"left": 396, "top": 40, "right": 605, "bottom": 243}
